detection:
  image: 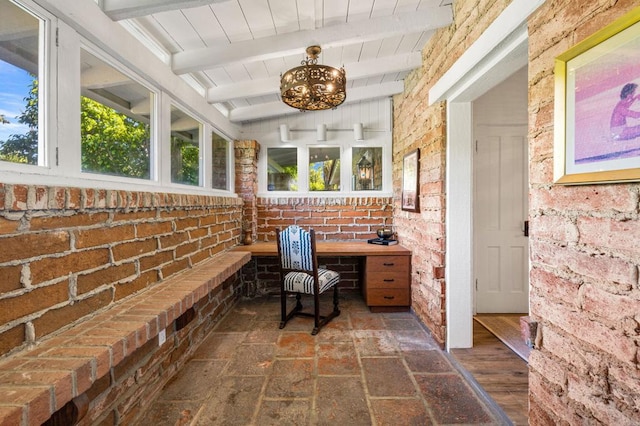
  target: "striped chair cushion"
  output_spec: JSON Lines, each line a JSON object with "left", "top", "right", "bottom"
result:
{"left": 283, "top": 269, "right": 340, "bottom": 294}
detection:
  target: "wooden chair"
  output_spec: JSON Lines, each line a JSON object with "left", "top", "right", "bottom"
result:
{"left": 275, "top": 225, "right": 340, "bottom": 335}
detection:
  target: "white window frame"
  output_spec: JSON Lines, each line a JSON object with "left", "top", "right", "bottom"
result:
{"left": 259, "top": 140, "right": 392, "bottom": 197}
{"left": 0, "top": 0, "right": 236, "bottom": 196}
{"left": 0, "top": 0, "right": 56, "bottom": 173}
{"left": 350, "top": 145, "right": 386, "bottom": 192}
{"left": 209, "top": 129, "right": 232, "bottom": 192}
{"left": 77, "top": 43, "right": 158, "bottom": 183}
{"left": 307, "top": 144, "right": 342, "bottom": 193}
{"left": 167, "top": 101, "right": 203, "bottom": 188}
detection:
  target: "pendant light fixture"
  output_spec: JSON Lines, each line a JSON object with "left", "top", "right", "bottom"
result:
{"left": 280, "top": 46, "right": 346, "bottom": 111}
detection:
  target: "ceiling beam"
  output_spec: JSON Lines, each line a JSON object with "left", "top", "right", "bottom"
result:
{"left": 101, "top": 0, "right": 231, "bottom": 21}
{"left": 207, "top": 52, "right": 422, "bottom": 103}
{"left": 227, "top": 81, "right": 405, "bottom": 122}
{"left": 172, "top": 8, "right": 452, "bottom": 74}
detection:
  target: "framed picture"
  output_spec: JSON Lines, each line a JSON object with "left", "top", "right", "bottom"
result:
{"left": 402, "top": 149, "right": 419, "bottom": 212}
{"left": 554, "top": 7, "right": 640, "bottom": 184}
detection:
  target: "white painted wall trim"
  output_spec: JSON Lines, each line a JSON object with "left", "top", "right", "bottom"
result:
{"left": 445, "top": 102, "right": 474, "bottom": 350}
{"left": 439, "top": 0, "right": 546, "bottom": 349}
{"left": 429, "top": 0, "right": 545, "bottom": 104}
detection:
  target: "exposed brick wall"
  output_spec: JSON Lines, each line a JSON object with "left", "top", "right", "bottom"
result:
{"left": 396, "top": 0, "right": 640, "bottom": 423}
{"left": 233, "top": 138, "right": 395, "bottom": 295}
{"left": 256, "top": 196, "right": 394, "bottom": 242}
{"left": 527, "top": 1, "right": 640, "bottom": 424}
{"left": 235, "top": 140, "right": 259, "bottom": 243}
{"left": 392, "top": 0, "right": 511, "bottom": 346}
{"left": 81, "top": 267, "right": 244, "bottom": 425}
{"left": 243, "top": 195, "right": 393, "bottom": 297}
{"left": 0, "top": 183, "right": 243, "bottom": 358}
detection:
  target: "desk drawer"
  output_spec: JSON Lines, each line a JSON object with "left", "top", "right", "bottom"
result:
{"left": 366, "top": 256, "right": 410, "bottom": 273}
{"left": 367, "top": 288, "right": 410, "bottom": 306}
{"left": 366, "top": 272, "right": 408, "bottom": 289}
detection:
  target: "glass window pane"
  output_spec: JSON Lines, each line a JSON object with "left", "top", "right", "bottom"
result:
{"left": 0, "top": 2, "right": 42, "bottom": 165}
{"left": 170, "top": 105, "right": 200, "bottom": 186}
{"left": 80, "top": 49, "right": 152, "bottom": 179}
{"left": 267, "top": 147, "right": 297, "bottom": 191}
{"left": 309, "top": 147, "right": 340, "bottom": 191}
{"left": 211, "top": 132, "right": 228, "bottom": 190}
{"left": 352, "top": 147, "right": 382, "bottom": 191}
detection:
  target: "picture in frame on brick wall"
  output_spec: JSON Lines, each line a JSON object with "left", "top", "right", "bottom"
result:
{"left": 402, "top": 149, "right": 419, "bottom": 212}
{"left": 554, "top": 7, "right": 640, "bottom": 184}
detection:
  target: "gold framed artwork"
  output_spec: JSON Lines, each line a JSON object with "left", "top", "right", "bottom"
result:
{"left": 402, "top": 149, "right": 419, "bottom": 212}
{"left": 554, "top": 7, "right": 640, "bottom": 184}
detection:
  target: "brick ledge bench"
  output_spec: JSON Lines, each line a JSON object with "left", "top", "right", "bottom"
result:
{"left": 0, "top": 250, "right": 251, "bottom": 426}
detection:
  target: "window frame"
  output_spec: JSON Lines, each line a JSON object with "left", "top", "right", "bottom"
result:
{"left": 308, "top": 145, "right": 342, "bottom": 192}
{"left": 0, "top": 0, "right": 55, "bottom": 172}
{"left": 168, "top": 102, "right": 202, "bottom": 187}
{"left": 79, "top": 44, "right": 157, "bottom": 182}
{"left": 259, "top": 139, "right": 392, "bottom": 197}
{"left": 0, "top": 2, "right": 236, "bottom": 196}
{"left": 351, "top": 146, "right": 384, "bottom": 192}
{"left": 210, "top": 131, "right": 231, "bottom": 191}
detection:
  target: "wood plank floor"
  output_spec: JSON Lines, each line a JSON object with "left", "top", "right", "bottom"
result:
{"left": 450, "top": 321, "right": 529, "bottom": 425}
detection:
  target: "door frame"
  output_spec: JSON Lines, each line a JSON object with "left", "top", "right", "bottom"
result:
{"left": 428, "top": 0, "right": 545, "bottom": 350}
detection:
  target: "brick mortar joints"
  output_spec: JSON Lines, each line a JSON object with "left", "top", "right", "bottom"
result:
{"left": 257, "top": 196, "right": 393, "bottom": 206}
{"left": 0, "top": 183, "right": 241, "bottom": 212}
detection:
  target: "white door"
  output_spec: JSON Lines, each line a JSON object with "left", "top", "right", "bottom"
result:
{"left": 474, "top": 126, "right": 529, "bottom": 313}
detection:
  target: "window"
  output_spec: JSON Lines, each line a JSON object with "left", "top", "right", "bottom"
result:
{"left": 309, "top": 147, "right": 340, "bottom": 191}
{"left": 0, "top": 1, "right": 44, "bottom": 165}
{"left": 352, "top": 147, "right": 382, "bottom": 191}
{"left": 170, "top": 105, "right": 200, "bottom": 186}
{"left": 267, "top": 147, "right": 297, "bottom": 191}
{"left": 261, "top": 144, "right": 387, "bottom": 194}
{"left": 80, "top": 49, "right": 153, "bottom": 179}
{"left": 0, "top": 2, "right": 234, "bottom": 196}
{"left": 211, "top": 131, "right": 228, "bottom": 190}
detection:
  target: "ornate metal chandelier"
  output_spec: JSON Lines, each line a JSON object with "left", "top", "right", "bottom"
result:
{"left": 280, "top": 46, "right": 346, "bottom": 111}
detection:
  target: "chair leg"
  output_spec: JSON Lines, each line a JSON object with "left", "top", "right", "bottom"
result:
{"left": 282, "top": 288, "right": 340, "bottom": 335}
{"left": 295, "top": 293, "right": 303, "bottom": 311}
{"left": 279, "top": 289, "right": 287, "bottom": 329}
{"left": 311, "top": 292, "right": 321, "bottom": 335}
{"left": 281, "top": 292, "right": 305, "bottom": 330}
{"left": 311, "top": 288, "right": 341, "bottom": 335}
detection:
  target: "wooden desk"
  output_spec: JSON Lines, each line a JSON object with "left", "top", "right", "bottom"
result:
{"left": 233, "top": 241, "right": 412, "bottom": 311}
{"left": 232, "top": 241, "right": 410, "bottom": 256}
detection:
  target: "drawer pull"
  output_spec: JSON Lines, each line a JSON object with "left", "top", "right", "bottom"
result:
{"left": 382, "top": 262, "right": 395, "bottom": 266}
{"left": 383, "top": 296, "right": 395, "bottom": 300}
{"left": 383, "top": 279, "right": 395, "bottom": 282}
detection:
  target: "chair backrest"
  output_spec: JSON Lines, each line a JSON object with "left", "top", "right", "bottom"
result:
{"left": 276, "top": 225, "right": 316, "bottom": 273}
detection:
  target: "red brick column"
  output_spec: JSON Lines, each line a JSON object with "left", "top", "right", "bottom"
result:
{"left": 234, "top": 140, "right": 260, "bottom": 243}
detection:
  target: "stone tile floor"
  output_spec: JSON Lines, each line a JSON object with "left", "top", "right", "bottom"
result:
{"left": 136, "top": 293, "right": 511, "bottom": 425}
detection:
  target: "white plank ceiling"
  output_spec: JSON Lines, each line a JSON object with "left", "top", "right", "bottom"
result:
{"left": 99, "top": 0, "right": 454, "bottom": 123}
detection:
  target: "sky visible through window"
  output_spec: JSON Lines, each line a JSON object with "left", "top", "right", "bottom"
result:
{"left": 0, "top": 60, "right": 33, "bottom": 141}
